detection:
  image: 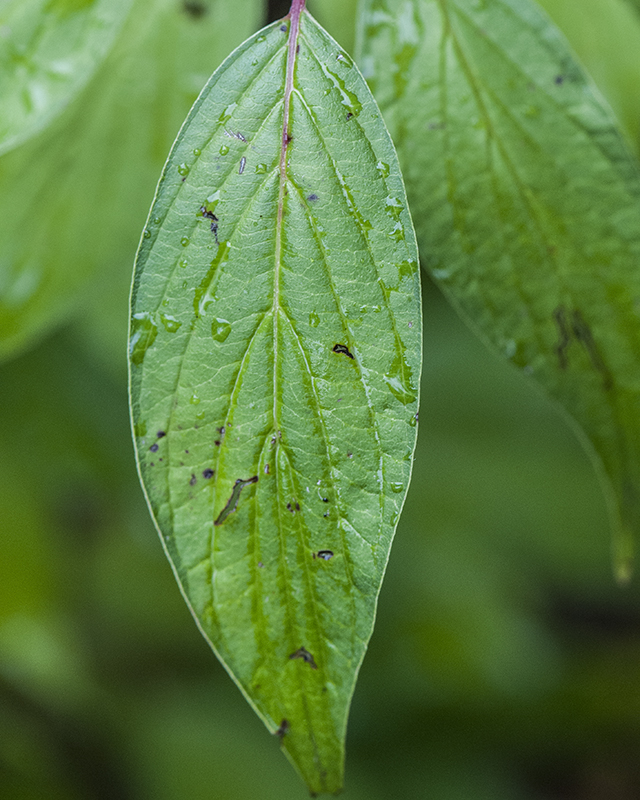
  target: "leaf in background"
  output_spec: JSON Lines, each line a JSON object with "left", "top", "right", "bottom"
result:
{"left": 358, "top": 0, "right": 640, "bottom": 580}
{"left": 536, "top": 0, "right": 640, "bottom": 157}
{"left": 0, "top": 0, "right": 264, "bottom": 361}
{"left": 307, "top": 0, "right": 358, "bottom": 54}
{"left": 0, "top": 0, "right": 132, "bottom": 155}
{"left": 129, "top": 6, "right": 421, "bottom": 793}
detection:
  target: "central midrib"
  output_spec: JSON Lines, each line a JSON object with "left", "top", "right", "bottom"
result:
{"left": 273, "top": 3, "right": 304, "bottom": 432}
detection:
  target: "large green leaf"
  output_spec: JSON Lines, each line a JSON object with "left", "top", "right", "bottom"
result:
{"left": 358, "top": 0, "right": 640, "bottom": 580}
{"left": 129, "top": 6, "right": 421, "bottom": 793}
{"left": 0, "top": 0, "right": 263, "bottom": 361}
{"left": 0, "top": 0, "right": 132, "bottom": 155}
{"left": 536, "top": 0, "right": 640, "bottom": 156}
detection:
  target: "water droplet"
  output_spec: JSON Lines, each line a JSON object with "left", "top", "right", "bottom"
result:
{"left": 218, "top": 102, "right": 237, "bottom": 125}
{"left": 385, "top": 195, "right": 403, "bottom": 219}
{"left": 178, "top": 163, "right": 190, "bottom": 176}
{"left": 396, "top": 260, "right": 417, "bottom": 280}
{"left": 180, "top": 236, "right": 190, "bottom": 247}
{"left": 193, "top": 148, "right": 201, "bottom": 156}
{"left": 320, "top": 65, "right": 362, "bottom": 117}
{"left": 179, "top": 257, "right": 188, "bottom": 268}
{"left": 153, "top": 216, "right": 161, "bottom": 224}
{"left": 160, "top": 314, "right": 182, "bottom": 333}
{"left": 376, "top": 161, "right": 390, "bottom": 178}
{"left": 389, "top": 222, "right": 405, "bottom": 242}
{"left": 251, "top": 59, "right": 258, "bottom": 66}
{"left": 409, "top": 413, "right": 418, "bottom": 428}
{"left": 336, "top": 51, "right": 353, "bottom": 67}
{"left": 372, "top": 305, "right": 381, "bottom": 313}
{"left": 391, "top": 512, "right": 399, "bottom": 525}
{"left": 391, "top": 482, "right": 404, "bottom": 493}
{"left": 383, "top": 353, "right": 417, "bottom": 405}
{"left": 212, "top": 318, "right": 231, "bottom": 342}
{"left": 257, "top": 35, "right": 266, "bottom": 42}
{"left": 130, "top": 313, "right": 158, "bottom": 366}
{"left": 255, "top": 163, "right": 268, "bottom": 174}
{"left": 196, "top": 411, "right": 205, "bottom": 420}
{"left": 190, "top": 393, "right": 201, "bottom": 405}
{"left": 219, "top": 145, "right": 229, "bottom": 155}
{"left": 181, "top": 280, "right": 188, "bottom": 289}
{"left": 143, "top": 229, "right": 151, "bottom": 239}
{"left": 309, "top": 311, "right": 320, "bottom": 328}
{"left": 134, "top": 421, "right": 147, "bottom": 437}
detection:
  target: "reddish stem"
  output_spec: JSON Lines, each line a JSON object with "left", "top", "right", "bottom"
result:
{"left": 288, "top": 0, "right": 306, "bottom": 19}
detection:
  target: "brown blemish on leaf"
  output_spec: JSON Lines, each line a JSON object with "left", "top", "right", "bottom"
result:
{"left": 289, "top": 647, "right": 318, "bottom": 669}
{"left": 276, "top": 719, "right": 289, "bottom": 738}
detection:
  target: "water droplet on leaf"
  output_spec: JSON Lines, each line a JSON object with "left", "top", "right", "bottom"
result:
{"left": 160, "top": 314, "right": 182, "bottom": 333}
{"left": 391, "top": 482, "right": 404, "bottom": 493}
{"left": 178, "top": 163, "right": 190, "bottom": 176}
{"left": 181, "top": 237, "right": 190, "bottom": 247}
{"left": 212, "top": 318, "right": 231, "bottom": 342}
{"left": 309, "top": 311, "right": 320, "bottom": 328}
{"left": 130, "top": 313, "right": 158, "bottom": 366}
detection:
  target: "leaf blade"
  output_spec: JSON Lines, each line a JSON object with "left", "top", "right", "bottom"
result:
{"left": 130, "top": 10, "right": 421, "bottom": 792}
{"left": 358, "top": 0, "right": 640, "bottom": 579}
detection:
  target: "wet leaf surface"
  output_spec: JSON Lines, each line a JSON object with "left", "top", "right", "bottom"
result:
{"left": 359, "top": 0, "right": 640, "bottom": 580}
{"left": 129, "top": 7, "right": 421, "bottom": 793}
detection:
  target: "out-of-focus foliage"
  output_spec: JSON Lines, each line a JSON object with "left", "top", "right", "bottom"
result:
{"left": 3, "top": 0, "right": 640, "bottom": 797}
{"left": 0, "top": 0, "right": 263, "bottom": 362}
{"left": 4, "top": 278, "right": 640, "bottom": 798}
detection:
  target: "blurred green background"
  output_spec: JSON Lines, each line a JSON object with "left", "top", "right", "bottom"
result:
{"left": 2, "top": 0, "right": 640, "bottom": 797}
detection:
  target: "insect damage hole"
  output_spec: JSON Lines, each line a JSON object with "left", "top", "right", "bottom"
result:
{"left": 332, "top": 343, "right": 354, "bottom": 359}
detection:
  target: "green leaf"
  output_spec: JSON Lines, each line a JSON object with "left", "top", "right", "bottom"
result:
{"left": 129, "top": 7, "right": 421, "bottom": 793}
{"left": 536, "top": 0, "right": 640, "bottom": 156}
{"left": 0, "top": 0, "right": 264, "bottom": 361}
{"left": 358, "top": 0, "right": 640, "bottom": 580}
{"left": 0, "top": 0, "right": 132, "bottom": 155}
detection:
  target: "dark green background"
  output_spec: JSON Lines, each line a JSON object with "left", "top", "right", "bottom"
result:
{"left": 2, "top": 1, "right": 640, "bottom": 797}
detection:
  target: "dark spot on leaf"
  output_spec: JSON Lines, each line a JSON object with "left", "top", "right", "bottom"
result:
{"left": 264, "top": 463, "right": 270, "bottom": 475}
{"left": 217, "top": 426, "right": 225, "bottom": 435}
{"left": 239, "top": 157, "right": 246, "bottom": 175}
{"left": 289, "top": 647, "right": 318, "bottom": 669}
{"left": 286, "top": 501, "right": 301, "bottom": 512}
{"left": 149, "top": 443, "right": 159, "bottom": 453}
{"left": 214, "top": 476, "right": 258, "bottom": 526}
{"left": 157, "top": 430, "right": 166, "bottom": 438}
{"left": 190, "top": 474, "right": 197, "bottom": 486}
{"left": 296, "top": 43, "right": 300, "bottom": 53}
{"left": 276, "top": 719, "right": 289, "bottom": 738}
{"left": 313, "top": 550, "right": 334, "bottom": 561}
{"left": 333, "top": 343, "right": 354, "bottom": 359}
{"left": 346, "top": 112, "right": 353, "bottom": 120}
{"left": 555, "top": 75, "right": 564, "bottom": 85}
{"left": 280, "top": 24, "right": 287, "bottom": 32}
{"left": 347, "top": 452, "right": 353, "bottom": 458}
{"left": 322, "top": 497, "right": 329, "bottom": 503}
{"left": 258, "top": 561, "right": 264, "bottom": 568}
{"left": 284, "top": 133, "right": 293, "bottom": 146}
{"left": 553, "top": 306, "right": 613, "bottom": 389}
{"left": 182, "top": 0, "right": 207, "bottom": 17}
{"left": 323, "top": 513, "right": 329, "bottom": 518}
{"left": 203, "top": 468, "right": 214, "bottom": 479}
{"left": 308, "top": 193, "right": 318, "bottom": 201}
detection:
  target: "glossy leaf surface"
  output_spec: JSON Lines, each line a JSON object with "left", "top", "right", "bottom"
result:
{"left": 130, "top": 9, "right": 421, "bottom": 793}
{"left": 0, "top": 0, "right": 132, "bottom": 155}
{"left": 358, "top": 0, "right": 640, "bottom": 578}
{"left": 0, "top": 0, "right": 263, "bottom": 361}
